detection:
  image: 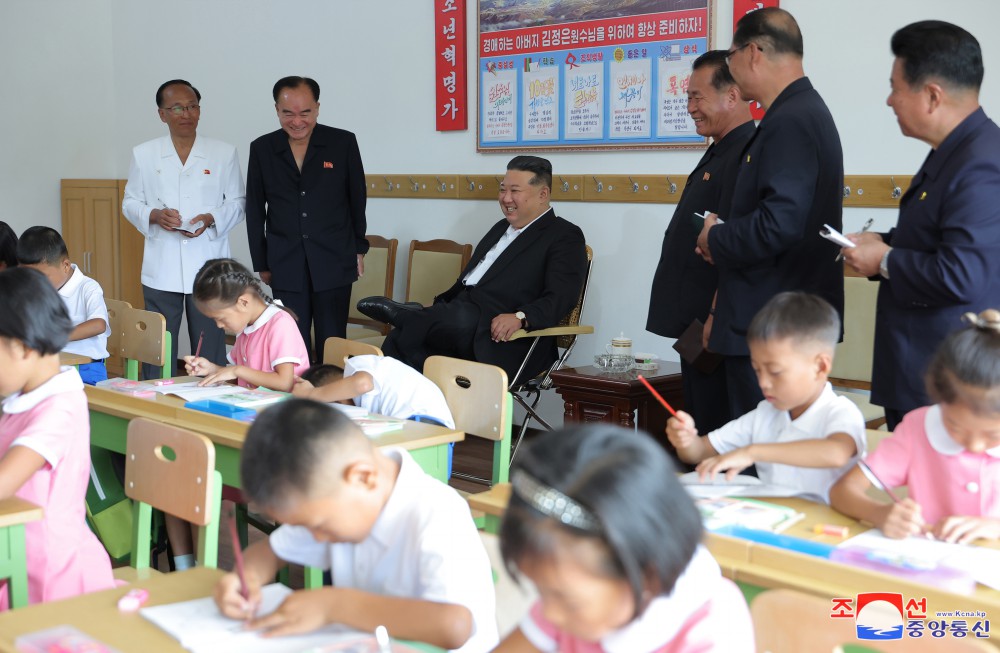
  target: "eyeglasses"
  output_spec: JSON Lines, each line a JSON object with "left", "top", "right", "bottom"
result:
{"left": 162, "top": 104, "right": 200, "bottom": 116}
{"left": 725, "top": 42, "right": 752, "bottom": 65}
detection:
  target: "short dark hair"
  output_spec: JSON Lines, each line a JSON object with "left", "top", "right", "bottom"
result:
{"left": 747, "top": 291, "right": 840, "bottom": 348}
{"left": 155, "top": 79, "right": 201, "bottom": 108}
{"left": 0, "top": 221, "right": 17, "bottom": 269}
{"left": 891, "top": 21, "right": 983, "bottom": 92}
{"left": 301, "top": 363, "right": 344, "bottom": 387}
{"left": 507, "top": 155, "right": 552, "bottom": 191}
{"left": 0, "top": 267, "right": 73, "bottom": 354}
{"left": 693, "top": 50, "right": 736, "bottom": 90}
{"left": 926, "top": 311, "right": 1000, "bottom": 415}
{"left": 241, "top": 399, "right": 364, "bottom": 508}
{"left": 500, "top": 424, "right": 701, "bottom": 619}
{"left": 733, "top": 6, "right": 803, "bottom": 58}
{"left": 273, "top": 76, "right": 321, "bottom": 102}
{"left": 17, "top": 226, "right": 68, "bottom": 266}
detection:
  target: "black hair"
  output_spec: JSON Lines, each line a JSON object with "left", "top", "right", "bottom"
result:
{"left": 693, "top": 50, "right": 736, "bottom": 91}
{"left": 747, "top": 291, "right": 840, "bottom": 348}
{"left": 891, "top": 21, "right": 983, "bottom": 92}
{"left": 155, "top": 79, "right": 201, "bottom": 108}
{"left": 17, "top": 226, "right": 68, "bottom": 266}
{"left": 926, "top": 310, "right": 1000, "bottom": 415}
{"left": 193, "top": 258, "right": 296, "bottom": 319}
{"left": 241, "top": 399, "right": 362, "bottom": 508}
{"left": 500, "top": 424, "right": 701, "bottom": 619}
{"left": 273, "top": 76, "right": 321, "bottom": 102}
{"left": 301, "top": 363, "right": 344, "bottom": 387}
{"left": 0, "top": 267, "right": 73, "bottom": 354}
{"left": 0, "top": 221, "right": 17, "bottom": 269}
{"left": 733, "top": 6, "right": 803, "bottom": 57}
{"left": 507, "top": 155, "right": 552, "bottom": 191}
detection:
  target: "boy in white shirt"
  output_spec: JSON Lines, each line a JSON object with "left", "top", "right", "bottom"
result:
{"left": 215, "top": 399, "right": 498, "bottom": 653}
{"left": 666, "top": 292, "right": 866, "bottom": 503}
{"left": 293, "top": 354, "right": 456, "bottom": 476}
{"left": 17, "top": 226, "right": 110, "bottom": 385}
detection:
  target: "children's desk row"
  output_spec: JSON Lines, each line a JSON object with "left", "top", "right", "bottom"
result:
{"left": 0, "top": 568, "right": 443, "bottom": 652}
{"left": 468, "top": 485, "right": 1000, "bottom": 625}
{"left": 85, "top": 381, "right": 463, "bottom": 488}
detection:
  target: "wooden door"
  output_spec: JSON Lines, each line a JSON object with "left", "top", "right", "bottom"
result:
{"left": 61, "top": 180, "right": 120, "bottom": 299}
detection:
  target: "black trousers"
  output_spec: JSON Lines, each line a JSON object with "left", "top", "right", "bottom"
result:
{"left": 382, "top": 294, "right": 480, "bottom": 372}
{"left": 141, "top": 285, "right": 226, "bottom": 380}
{"left": 680, "top": 359, "right": 732, "bottom": 434}
{"left": 274, "top": 278, "right": 351, "bottom": 364}
{"left": 722, "top": 354, "right": 764, "bottom": 420}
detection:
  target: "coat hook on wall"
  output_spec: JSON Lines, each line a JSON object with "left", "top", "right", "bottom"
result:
{"left": 843, "top": 185, "right": 851, "bottom": 198}
{"left": 665, "top": 176, "right": 677, "bottom": 194}
{"left": 408, "top": 177, "right": 420, "bottom": 192}
{"left": 592, "top": 176, "right": 603, "bottom": 193}
{"left": 559, "top": 176, "right": 570, "bottom": 193}
{"left": 629, "top": 176, "right": 640, "bottom": 193}
{"left": 435, "top": 176, "right": 448, "bottom": 192}
{"left": 384, "top": 176, "right": 394, "bottom": 192}
{"left": 466, "top": 176, "right": 475, "bottom": 191}
{"left": 890, "top": 176, "right": 902, "bottom": 199}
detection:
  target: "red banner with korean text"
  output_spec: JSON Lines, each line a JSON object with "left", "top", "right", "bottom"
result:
{"left": 732, "top": 0, "right": 778, "bottom": 120}
{"left": 436, "top": 0, "right": 467, "bottom": 131}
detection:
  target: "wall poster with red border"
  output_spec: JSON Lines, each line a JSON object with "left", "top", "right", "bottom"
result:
{"left": 477, "top": 0, "right": 714, "bottom": 151}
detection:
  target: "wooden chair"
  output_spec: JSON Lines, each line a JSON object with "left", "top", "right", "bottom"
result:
{"left": 831, "top": 269, "right": 886, "bottom": 429}
{"left": 0, "top": 498, "right": 43, "bottom": 609}
{"left": 121, "top": 418, "right": 221, "bottom": 575}
{"left": 104, "top": 298, "right": 132, "bottom": 377}
{"left": 120, "top": 307, "right": 172, "bottom": 381}
{"left": 424, "top": 356, "right": 512, "bottom": 531}
{"left": 347, "top": 235, "right": 398, "bottom": 342}
{"left": 322, "top": 336, "right": 383, "bottom": 367}
{"left": 405, "top": 239, "right": 473, "bottom": 307}
{"left": 507, "top": 245, "right": 595, "bottom": 458}
{"left": 752, "top": 588, "right": 994, "bottom": 652}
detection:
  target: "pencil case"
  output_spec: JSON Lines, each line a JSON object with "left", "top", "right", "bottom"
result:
{"left": 183, "top": 400, "right": 256, "bottom": 422}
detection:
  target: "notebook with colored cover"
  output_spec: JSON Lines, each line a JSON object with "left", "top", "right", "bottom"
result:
{"left": 697, "top": 497, "right": 806, "bottom": 533}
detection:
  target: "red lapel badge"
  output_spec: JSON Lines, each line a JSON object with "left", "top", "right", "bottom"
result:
{"left": 703, "top": 172, "right": 711, "bottom": 181}
{"left": 323, "top": 161, "right": 333, "bottom": 169}
{"left": 203, "top": 169, "right": 211, "bottom": 174}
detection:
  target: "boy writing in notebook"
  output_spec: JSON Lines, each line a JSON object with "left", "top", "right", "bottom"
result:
{"left": 17, "top": 227, "right": 111, "bottom": 385}
{"left": 214, "top": 399, "right": 498, "bottom": 652}
{"left": 666, "top": 292, "right": 866, "bottom": 503}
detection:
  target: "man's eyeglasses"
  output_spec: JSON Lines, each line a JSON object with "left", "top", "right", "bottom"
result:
{"left": 725, "top": 42, "right": 752, "bottom": 65}
{"left": 162, "top": 104, "right": 200, "bottom": 116}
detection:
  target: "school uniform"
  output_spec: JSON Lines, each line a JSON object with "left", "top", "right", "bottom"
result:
{"left": 269, "top": 448, "right": 499, "bottom": 653}
{"left": 520, "top": 547, "right": 753, "bottom": 653}
{"left": 344, "top": 355, "right": 455, "bottom": 428}
{"left": 228, "top": 303, "right": 310, "bottom": 388}
{"left": 707, "top": 383, "right": 866, "bottom": 503}
{"left": 58, "top": 264, "right": 110, "bottom": 384}
{"left": 865, "top": 405, "right": 1000, "bottom": 526}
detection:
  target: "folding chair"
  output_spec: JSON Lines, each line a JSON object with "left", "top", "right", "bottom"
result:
{"left": 347, "top": 235, "right": 398, "bottom": 343}
{"left": 507, "top": 245, "right": 594, "bottom": 459}
{"left": 117, "top": 418, "right": 221, "bottom": 580}
{"left": 405, "top": 239, "right": 473, "bottom": 307}
{"left": 322, "top": 336, "right": 384, "bottom": 367}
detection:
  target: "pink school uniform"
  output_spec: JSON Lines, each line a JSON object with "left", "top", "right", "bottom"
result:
{"left": 864, "top": 405, "right": 1000, "bottom": 525}
{"left": 0, "top": 367, "right": 114, "bottom": 608}
{"left": 227, "top": 303, "right": 310, "bottom": 388}
{"left": 519, "top": 547, "right": 754, "bottom": 653}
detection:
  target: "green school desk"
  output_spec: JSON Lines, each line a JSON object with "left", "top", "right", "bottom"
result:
{"left": 0, "top": 567, "right": 443, "bottom": 652}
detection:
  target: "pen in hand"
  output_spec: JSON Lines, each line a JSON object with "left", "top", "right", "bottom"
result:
{"left": 836, "top": 218, "right": 874, "bottom": 262}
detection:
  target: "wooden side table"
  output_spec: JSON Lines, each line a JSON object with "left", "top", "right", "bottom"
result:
{"left": 550, "top": 362, "right": 683, "bottom": 437}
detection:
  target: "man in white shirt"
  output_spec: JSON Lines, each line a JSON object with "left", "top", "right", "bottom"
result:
{"left": 122, "top": 79, "right": 245, "bottom": 378}
{"left": 358, "top": 156, "right": 587, "bottom": 384}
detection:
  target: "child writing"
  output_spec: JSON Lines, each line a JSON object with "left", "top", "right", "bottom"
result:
{"left": 666, "top": 292, "right": 866, "bottom": 503}
{"left": 493, "top": 424, "right": 753, "bottom": 652}
{"left": 17, "top": 226, "right": 111, "bottom": 385}
{"left": 294, "top": 354, "right": 456, "bottom": 475}
{"left": 0, "top": 268, "right": 115, "bottom": 607}
{"left": 214, "top": 399, "right": 498, "bottom": 652}
{"left": 831, "top": 310, "right": 1000, "bottom": 543}
{"left": 184, "top": 258, "right": 309, "bottom": 391}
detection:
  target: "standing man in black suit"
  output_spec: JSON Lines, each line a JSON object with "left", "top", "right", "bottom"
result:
{"left": 696, "top": 7, "right": 844, "bottom": 419}
{"left": 647, "top": 50, "right": 754, "bottom": 433}
{"left": 844, "top": 21, "right": 1000, "bottom": 430}
{"left": 246, "top": 76, "right": 368, "bottom": 361}
{"left": 359, "top": 156, "right": 587, "bottom": 385}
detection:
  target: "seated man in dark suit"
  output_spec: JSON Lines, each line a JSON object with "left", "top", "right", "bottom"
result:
{"left": 359, "top": 155, "right": 587, "bottom": 385}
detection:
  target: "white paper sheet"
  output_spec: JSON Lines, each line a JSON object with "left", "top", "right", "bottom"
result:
{"left": 679, "top": 472, "right": 800, "bottom": 499}
{"left": 819, "top": 224, "right": 856, "bottom": 248}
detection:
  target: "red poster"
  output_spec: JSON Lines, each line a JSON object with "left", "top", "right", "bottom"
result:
{"left": 435, "top": 0, "right": 467, "bottom": 131}
{"left": 732, "top": 0, "right": 778, "bottom": 120}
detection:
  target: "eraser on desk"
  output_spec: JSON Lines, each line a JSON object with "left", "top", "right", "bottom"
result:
{"left": 152, "top": 379, "right": 174, "bottom": 386}
{"left": 117, "top": 588, "right": 149, "bottom": 612}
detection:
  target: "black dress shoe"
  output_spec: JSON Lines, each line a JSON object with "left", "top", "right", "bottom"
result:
{"left": 356, "top": 296, "right": 424, "bottom": 327}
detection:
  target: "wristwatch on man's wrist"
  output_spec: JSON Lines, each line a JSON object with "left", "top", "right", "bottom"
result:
{"left": 879, "top": 248, "right": 892, "bottom": 280}
{"left": 515, "top": 311, "right": 528, "bottom": 329}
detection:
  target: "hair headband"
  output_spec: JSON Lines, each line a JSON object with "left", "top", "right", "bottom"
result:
{"left": 511, "top": 469, "right": 601, "bottom": 532}
{"left": 963, "top": 309, "right": 1000, "bottom": 334}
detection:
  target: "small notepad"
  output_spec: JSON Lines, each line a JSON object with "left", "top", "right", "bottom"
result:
{"left": 819, "top": 224, "right": 855, "bottom": 248}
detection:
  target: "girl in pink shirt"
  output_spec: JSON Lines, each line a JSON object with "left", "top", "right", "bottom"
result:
{"left": 493, "top": 424, "right": 754, "bottom": 653}
{"left": 831, "top": 309, "right": 1000, "bottom": 544}
{"left": 0, "top": 268, "right": 114, "bottom": 607}
{"left": 184, "top": 258, "right": 309, "bottom": 392}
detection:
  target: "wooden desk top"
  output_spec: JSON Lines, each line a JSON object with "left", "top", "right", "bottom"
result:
{"left": 85, "top": 380, "right": 464, "bottom": 453}
{"left": 0, "top": 498, "right": 42, "bottom": 529}
{"left": 58, "top": 352, "right": 91, "bottom": 366}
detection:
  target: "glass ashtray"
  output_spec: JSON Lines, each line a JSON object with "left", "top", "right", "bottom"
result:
{"left": 594, "top": 353, "right": 635, "bottom": 373}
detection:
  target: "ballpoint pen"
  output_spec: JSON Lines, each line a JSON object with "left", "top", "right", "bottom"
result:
{"left": 836, "top": 217, "right": 874, "bottom": 261}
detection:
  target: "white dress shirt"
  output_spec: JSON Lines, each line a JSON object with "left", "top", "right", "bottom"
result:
{"left": 59, "top": 264, "right": 110, "bottom": 360}
{"left": 462, "top": 211, "right": 543, "bottom": 286}
{"left": 122, "top": 135, "right": 246, "bottom": 293}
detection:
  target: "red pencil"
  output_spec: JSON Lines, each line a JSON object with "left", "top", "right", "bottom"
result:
{"left": 227, "top": 511, "right": 249, "bottom": 601}
{"left": 194, "top": 330, "right": 205, "bottom": 360}
{"left": 637, "top": 374, "right": 678, "bottom": 418}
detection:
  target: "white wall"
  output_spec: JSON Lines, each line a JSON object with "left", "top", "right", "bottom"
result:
{"left": 3, "top": 0, "right": 998, "bottom": 426}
